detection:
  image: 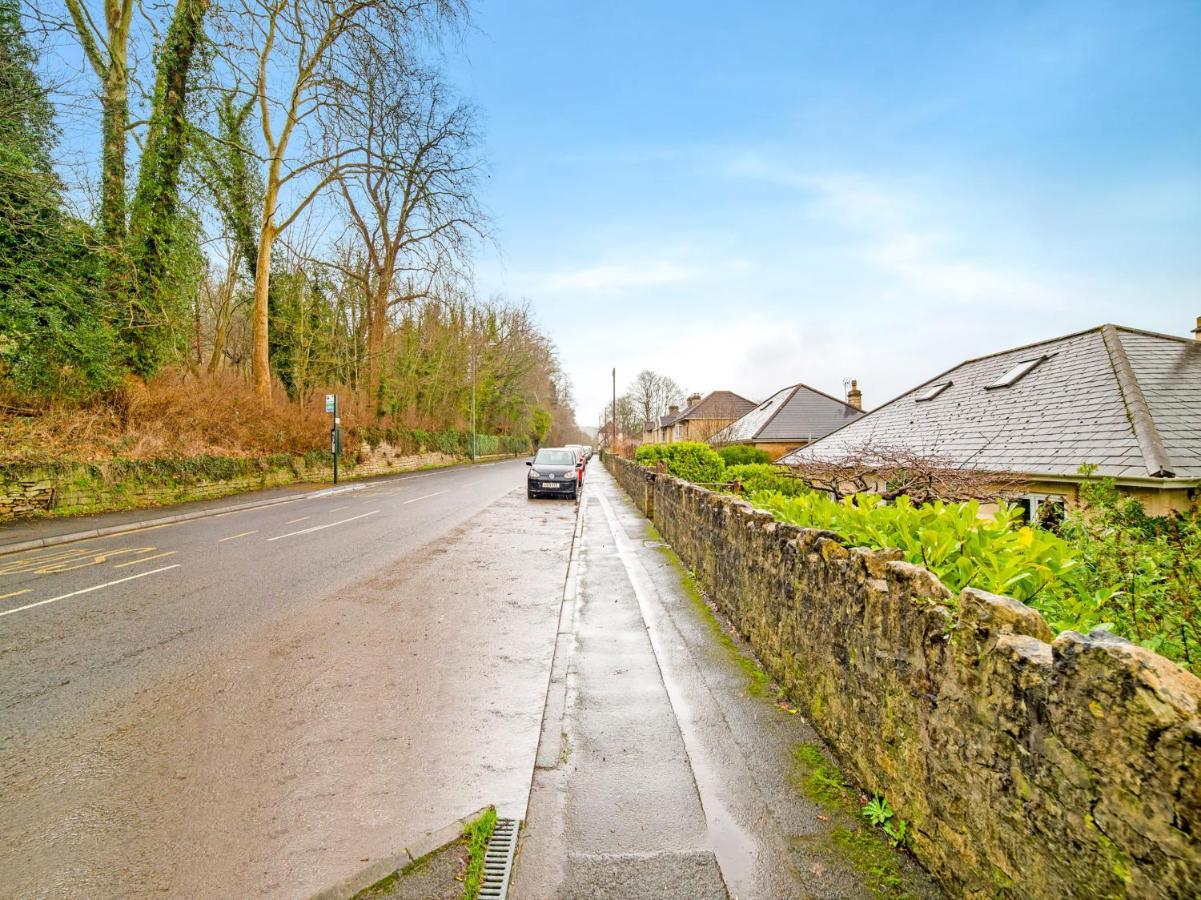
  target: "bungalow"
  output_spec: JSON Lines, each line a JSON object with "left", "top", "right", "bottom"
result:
{"left": 643, "top": 391, "right": 758, "bottom": 445}
{"left": 709, "top": 381, "right": 865, "bottom": 458}
{"left": 779, "top": 321, "right": 1201, "bottom": 517}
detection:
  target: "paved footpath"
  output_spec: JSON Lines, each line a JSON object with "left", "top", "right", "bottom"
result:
{"left": 514, "top": 464, "right": 938, "bottom": 899}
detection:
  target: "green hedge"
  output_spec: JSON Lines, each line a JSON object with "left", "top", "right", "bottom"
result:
{"left": 717, "top": 445, "right": 773, "bottom": 466}
{"left": 724, "top": 463, "right": 808, "bottom": 497}
{"left": 636, "top": 441, "right": 725, "bottom": 484}
{"left": 749, "top": 487, "right": 1199, "bottom": 673}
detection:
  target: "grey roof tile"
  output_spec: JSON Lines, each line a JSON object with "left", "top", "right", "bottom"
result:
{"left": 781, "top": 325, "right": 1201, "bottom": 482}
{"left": 711, "top": 384, "right": 864, "bottom": 445}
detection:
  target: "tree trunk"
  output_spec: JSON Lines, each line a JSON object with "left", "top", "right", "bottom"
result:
{"left": 100, "top": 59, "right": 128, "bottom": 303}
{"left": 251, "top": 223, "right": 275, "bottom": 398}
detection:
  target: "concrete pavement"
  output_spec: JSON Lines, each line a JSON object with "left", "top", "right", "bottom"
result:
{"left": 0, "top": 459, "right": 575, "bottom": 898}
{"left": 514, "top": 464, "right": 939, "bottom": 899}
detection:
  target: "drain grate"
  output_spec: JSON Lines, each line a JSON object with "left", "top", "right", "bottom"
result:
{"left": 478, "top": 817, "right": 519, "bottom": 899}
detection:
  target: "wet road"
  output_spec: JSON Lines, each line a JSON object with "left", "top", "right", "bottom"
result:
{"left": 0, "top": 460, "right": 577, "bottom": 898}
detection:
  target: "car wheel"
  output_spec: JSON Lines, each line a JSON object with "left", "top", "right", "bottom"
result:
{"left": 570, "top": 485, "right": 578, "bottom": 500}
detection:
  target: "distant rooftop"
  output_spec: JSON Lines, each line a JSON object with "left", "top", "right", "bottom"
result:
{"left": 674, "top": 390, "right": 758, "bottom": 423}
{"left": 780, "top": 324, "right": 1201, "bottom": 483}
{"left": 711, "top": 383, "right": 863, "bottom": 445}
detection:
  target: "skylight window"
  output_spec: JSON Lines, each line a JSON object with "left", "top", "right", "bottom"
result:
{"left": 915, "top": 381, "right": 951, "bottom": 402}
{"left": 986, "top": 356, "right": 1046, "bottom": 389}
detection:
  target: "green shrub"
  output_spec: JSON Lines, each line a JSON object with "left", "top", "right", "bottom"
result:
{"left": 717, "top": 445, "right": 773, "bottom": 466}
{"left": 750, "top": 485, "right": 1199, "bottom": 672}
{"left": 636, "top": 441, "right": 725, "bottom": 484}
{"left": 724, "top": 463, "right": 808, "bottom": 497}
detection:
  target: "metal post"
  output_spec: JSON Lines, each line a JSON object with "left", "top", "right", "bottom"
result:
{"left": 470, "top": 349, "right": 477, "bottom": 462}
{"left": 611, "top": 367, "right": 617, "bottom": 453}
{"left": 332, "top": 394, "right": 339, "bottom": 485}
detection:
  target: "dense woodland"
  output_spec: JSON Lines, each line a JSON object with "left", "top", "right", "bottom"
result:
{"left": 0, "top": 0, "right": 586, "bottom": 463}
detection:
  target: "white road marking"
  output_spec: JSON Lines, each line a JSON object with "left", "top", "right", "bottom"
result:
{"left": 0, "top": 565, "right": 181, "bottom": 619}
{"left": 113, "top": 550, "right": 177, "bottom": 568}
{"left": 218, "top": 530, "right": 257, "bottom": 543}
{"left": 402, "top": 491, "right": 446, "bottom": 505}
{"left": 285, "top": 516, "right": 311, "bottom": 524}
{"left": 267, "top": 510, "right": 380, "bottom": 541}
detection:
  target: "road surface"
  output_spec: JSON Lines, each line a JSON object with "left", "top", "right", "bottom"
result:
{"left": 0, "top": 460, "right": 575, "bottom": 898}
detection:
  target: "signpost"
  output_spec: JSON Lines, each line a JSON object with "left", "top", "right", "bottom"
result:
{"left": 326, "top": 394, "right": 340, "bottom": 484}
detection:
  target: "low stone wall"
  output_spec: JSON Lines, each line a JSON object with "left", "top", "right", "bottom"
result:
{"left": 606, "top": 455, "right": 1201, "bottom": 898}
{"left": 0, "top": 446, "right": 513, "bottom": 521}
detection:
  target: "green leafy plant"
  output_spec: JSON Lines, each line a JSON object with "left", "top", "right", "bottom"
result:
{"left": 717, "top": 444, "right": 773, "bottom": 466}
{"left": 861, "top": 794, "right": 908, "bottom": 846}
{"left": 724, "top": 463, "right": 809, "bottom": 497}
{"left": 635, "top": 441, "right": 725, "bottom": 484}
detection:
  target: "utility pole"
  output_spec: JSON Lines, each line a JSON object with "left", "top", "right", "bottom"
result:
{"left": 611, "top": 367, "right": 617, "bottom": 453}
{"left": 470, "top": 309, "right": 477, "bottom": 462}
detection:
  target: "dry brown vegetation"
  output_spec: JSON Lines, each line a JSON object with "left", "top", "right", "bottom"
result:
{"left": 0, "top": 372, "right": 350, "bottom": 464}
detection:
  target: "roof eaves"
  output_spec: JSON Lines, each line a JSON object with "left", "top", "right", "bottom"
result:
{"left": 1102, "top": 324, "right": 1175, "bottom": 478}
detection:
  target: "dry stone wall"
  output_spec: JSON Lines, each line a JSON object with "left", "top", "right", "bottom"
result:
{"left": 606, "top": 455, "right": 1201, "bottom": 898}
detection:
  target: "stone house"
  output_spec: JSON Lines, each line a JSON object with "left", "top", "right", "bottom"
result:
{"left": 643, "top": 391, "right": 758, "bottom": 445}
{"left": 709, "top": 382, "right": 865, "bottom": 458}
{"left": 780, "top": 321, "right": 1201, "bottom": 517}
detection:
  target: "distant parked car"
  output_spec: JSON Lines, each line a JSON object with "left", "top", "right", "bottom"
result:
{"left": 527, "top": 448, "right": 581, "bottom": 500}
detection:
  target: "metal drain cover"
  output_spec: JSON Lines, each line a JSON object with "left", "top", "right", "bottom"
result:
{"left": 479, "top": 817, "right": 519, "bottom": 899}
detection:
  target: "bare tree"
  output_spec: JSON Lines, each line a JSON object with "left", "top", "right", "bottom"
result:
{"left": 215, "top": 0, "right": 463, "bottom": 396}
{"left": 627, "top": 369, "right": 684, "bottom": 428}
{"left": 331, "top": 44, "right": 484, "bottom": 403}
{"left": 784, "top": 443, "right": 1018, "bottom": 505}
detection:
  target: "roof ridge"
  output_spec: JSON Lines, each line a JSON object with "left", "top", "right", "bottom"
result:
{"left": 793, "top": 381, "right": 864, "bottom": 413}
{"left": 753, "top": 384, "right": 801, "bottom": 439}
{"left": 956, "top": 324, "right": 1104, "bottom": 366}
{"left": 1112, "top": 323, "right": 1200, "bottom": 347}
{"left": 1101, "top": 324, "right": 1175, "bottom": 478}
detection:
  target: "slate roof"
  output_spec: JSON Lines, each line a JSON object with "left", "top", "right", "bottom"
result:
{"left": 780, "top": 324, "right": 1201, "bottom": 483}
{"left": 675, "top": 390, "right": 758, "bottom": 422}
{"left": 711, "top": 383, "right": 864, "bottom": 445}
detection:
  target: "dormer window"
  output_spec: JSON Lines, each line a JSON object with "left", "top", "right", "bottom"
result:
{"left": 986, "top": 356, "right": 1046, "bottom": 390}
{"left": 915, "top": 381, "right": 952, "bottom": 402}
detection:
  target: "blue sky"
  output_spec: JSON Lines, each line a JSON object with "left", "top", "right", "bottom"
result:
{"left": 446, "top": 1, "right": 1200, "bottom": 425}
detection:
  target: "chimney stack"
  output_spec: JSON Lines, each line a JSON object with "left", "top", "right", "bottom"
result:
{"left": 687, "top": 392, "right": 702, "bottom": 408}
{"left": 1193, "top": 315, "right": 1201, "bottom": 342}
{"left": 847, "top": 379, "right": 863, "bottom": 410}
{"left": 668, "top": 404, "right": 679, "bottom": 414}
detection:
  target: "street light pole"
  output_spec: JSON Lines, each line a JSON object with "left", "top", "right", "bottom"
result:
{"left": 611, "top": 367, "right": 617, "bottom": 453}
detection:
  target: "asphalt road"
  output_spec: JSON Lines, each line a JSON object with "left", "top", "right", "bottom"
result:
{"left": 0, "top": 459, "right": 578, "bottom": 898}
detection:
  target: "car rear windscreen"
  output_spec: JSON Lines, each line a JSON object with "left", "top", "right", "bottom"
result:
{"left": 535, "top": 449, "right": 577, "bottom": 466}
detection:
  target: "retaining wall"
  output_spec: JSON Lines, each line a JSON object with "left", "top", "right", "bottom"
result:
{"left": 606, "top": 455, "right": 1201, "bottom": 898}
{"left": 0, "top": 444, "right": 513, "bottom": 521}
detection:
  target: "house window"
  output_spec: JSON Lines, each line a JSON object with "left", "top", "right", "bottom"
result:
{"left": 1014, "top": 493, "right": 1066, "bottom": 530}
{"left": 915, "top": 381, "right": 952, "bottom": 402}
{"left": 986, "top": 356, "right": 1046, "bottom": 389}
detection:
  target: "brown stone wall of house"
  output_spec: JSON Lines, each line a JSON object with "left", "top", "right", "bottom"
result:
{"left": 607, "top": 455, "right": 1201, "bottom": 898}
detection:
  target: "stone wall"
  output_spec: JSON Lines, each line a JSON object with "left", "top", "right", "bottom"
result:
{"left": 0, "top": 445, "right": 512, "bottom": 522}
{"left": 606, "top": 455, "right": 1201, "bottom": 898}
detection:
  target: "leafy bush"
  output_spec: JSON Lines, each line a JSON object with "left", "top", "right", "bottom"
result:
{"left": 717, "top": 445, "right": 773, "bottom": 466}
{"left": 636, "top": 441, "right": 725, "bottom": 484}
{"left": 752, "top": 491, "right": 1079, "bottom": 607}
{"left": 750, "top": 482, "right": 1200, "bottom": 672}
{"left": 724, "top": 463, "right": 808, "bottom": 497}
{"left": 1058, "top": 472, "right": 1199, "bottom": 668}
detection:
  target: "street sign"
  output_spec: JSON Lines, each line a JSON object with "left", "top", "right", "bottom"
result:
{"left": 325, "top": 394, "right": 335, "bottom": 413}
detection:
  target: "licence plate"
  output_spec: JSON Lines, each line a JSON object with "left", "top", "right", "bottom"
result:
{"left": 542, "top": 482, "right": 559, "bottom": 488}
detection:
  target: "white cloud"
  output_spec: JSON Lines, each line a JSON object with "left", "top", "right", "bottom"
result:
{"left": 539, "top": 260, "right": 703, "bottom": 293}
